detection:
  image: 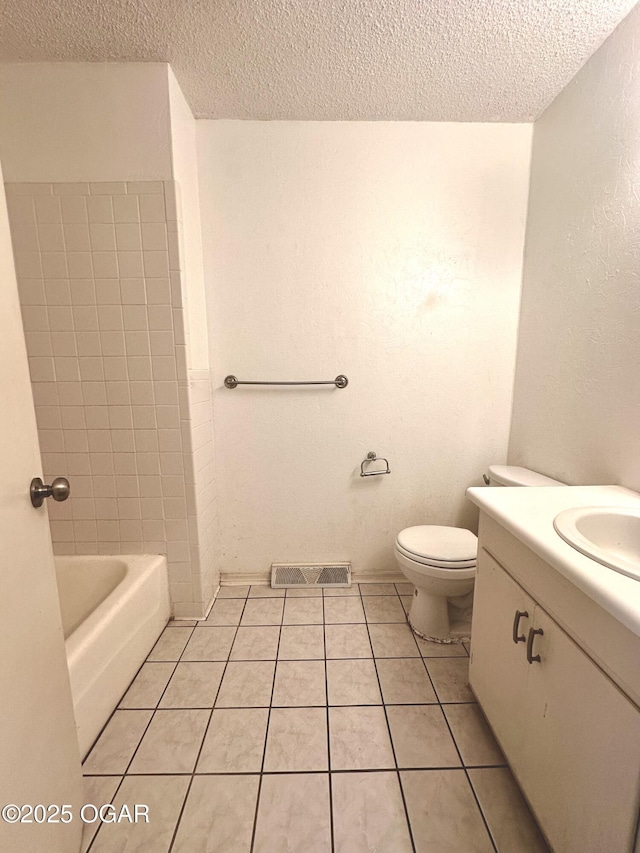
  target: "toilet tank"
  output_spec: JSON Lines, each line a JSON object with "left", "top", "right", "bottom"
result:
{"left": 487, "top": 465, "right": 564, "bottom": 487}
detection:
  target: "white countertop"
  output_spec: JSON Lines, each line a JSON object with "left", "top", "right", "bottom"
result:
{"left": 466, "top": 484, "right": 640, "bottom": 637}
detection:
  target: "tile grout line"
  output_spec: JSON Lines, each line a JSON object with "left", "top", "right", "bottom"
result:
{"left": 85, "top": 588, "right": 494, "bottom": 853}
{"left": 167, "top": 591, "right": 251, "bottom": 852}
{"left": 415, "top": 617, "right": 499, "bottom": 853}
{"left": 323, "top": 588, "right": 336, "bottom": 853}
{"left": 360, "top": 585, "right": 417, "bottom": 853}
{"left": 85, "top": 763, "right": 509, "bottom": 778}
{"left": 86, "top": 618, "right": 198, "bottom": 852}
{"left": 248, "top": 586, "right": 285, "bottom": 853}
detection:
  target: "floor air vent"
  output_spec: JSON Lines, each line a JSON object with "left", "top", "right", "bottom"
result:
{"left": 271, "top": 562, "right": 351, "bottom": 588}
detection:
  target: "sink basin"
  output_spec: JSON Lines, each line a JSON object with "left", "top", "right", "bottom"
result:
{"left": 554, "top": 507, "right": 640, "bottom": 581}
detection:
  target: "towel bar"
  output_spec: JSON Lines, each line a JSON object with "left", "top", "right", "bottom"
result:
{"left": 224, "top": 374, "right": 348, "bottom": 389}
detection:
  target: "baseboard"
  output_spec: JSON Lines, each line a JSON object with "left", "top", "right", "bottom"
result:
{"left": 219, "top": 570, "right": 406, "bottom": 587}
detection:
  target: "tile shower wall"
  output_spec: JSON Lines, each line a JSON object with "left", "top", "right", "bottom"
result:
{"left": 5, "top": 180, "right": 217, "bottom": 619}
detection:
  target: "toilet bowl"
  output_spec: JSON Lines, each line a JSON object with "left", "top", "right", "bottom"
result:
{"left": 395, "top": 465, "right": 565, "bottom": 642}
{"left": 395, "top": 525, "right": 477, "bottom": 642}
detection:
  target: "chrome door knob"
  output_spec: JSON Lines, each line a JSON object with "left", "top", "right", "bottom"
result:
{"left": 30, "top": 476, "right": 71, "bottom": 508}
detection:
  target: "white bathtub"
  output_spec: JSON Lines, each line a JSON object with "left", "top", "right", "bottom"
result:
{"left": 54, "top": 554, "right": 171, "bottom": 759}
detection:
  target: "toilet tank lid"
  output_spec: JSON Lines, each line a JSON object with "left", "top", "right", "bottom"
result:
{"left": 397, "top": 526, "right": 478, "bottom": 562}
{"left": 488, "top": 465, "right": 564, "bottom": 487}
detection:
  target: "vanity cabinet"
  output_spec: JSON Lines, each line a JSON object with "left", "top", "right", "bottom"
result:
{"left": 471, "top": 548, "right": 640, "bottom": 853}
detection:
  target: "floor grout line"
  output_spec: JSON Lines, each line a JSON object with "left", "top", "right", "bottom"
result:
{"left": 323, "top": 588, "right": 336, "bottom": 853}
{"left": 359, "top": 585, "right": 417, "bottom": 853}
{"left": 85, "top": 619, "right": 198, "bottom": 852}
{"left": 83, "top": 586, "right": 525, "bottom": 853}
{"left": 167, "top": 597, "right": 249, "bottom": 853}
{"left": 248, "top": 586, "right": 284, "bottom": 853}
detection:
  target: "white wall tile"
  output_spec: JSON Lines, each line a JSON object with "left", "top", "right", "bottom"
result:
{"left": 120, "top": 278, "right": 146, "bottom": 304}
{"left": 139, "top": 195, "right": 166, "bottom": 222}
{"left": 38, "top": 224, "right": 65, "bottom": 252}
{"left": 118, "top": 251, "right": 144, "bottom": 277}
{"left": 87, "top": 196, "right": 113, "bottom": 224}
{"left": 54, "top": 183, "right": 89, "bottom": 197}
{"left": 61, "top": 196, "right": 89, "bottom": 224}
{"left": 112, "top": 195, "right": 139, "bottom": 223}
{"left": 95, "top": 278, "right": 121, "bottom": 304}
{"left": 115, "top": 223, "right": 142, "bottom": 251}
{"left": 70, "top": 279, "right": 96, "bottom": 305}
{"left": 92, "top": 251, "right": 118, "bottom": 278}
{"left": 35, "top": 196, "right": 62, "bottom": 224}
{"left": 44, "top": 279, "right": 71, "bottom": 305}
{"left": 10, "top": 180, "right": 213, "bottom": 619}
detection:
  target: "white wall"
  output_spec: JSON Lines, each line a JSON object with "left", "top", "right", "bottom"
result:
{"left": 198, "top": 121, "right": 532, "bottom": 577}
{"left": 0, "top": 63, "right": 172, "bottom": 182}
{"left": 509, "top": 4, "right": 640, "bottom": 491}
{"left": 167, "top": 68, "right": 209, "bottom": 370}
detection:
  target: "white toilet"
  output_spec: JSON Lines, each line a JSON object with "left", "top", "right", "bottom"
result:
{"left": 395, "top": 465, "right": 564, "bottom": 643}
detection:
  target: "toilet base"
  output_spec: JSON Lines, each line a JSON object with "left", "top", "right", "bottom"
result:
{"left": 408, "top": 587, "right": 472, "bottom": 644}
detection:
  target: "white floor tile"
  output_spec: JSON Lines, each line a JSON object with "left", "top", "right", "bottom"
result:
{"left": 181, "top": 627, "right": 236, "bottom": 662}
{"left": 203, "top": 598, "right": 245, "bottom": 626}
{"left": 327, "top": 658, "right": 382, "bottom": 705}
{"left": 80, "top": 776, "right": 121, "bottom": 853}
{"left": 425, "top": 657, "right": 474, "bottom": 702}
{"left": 215, "top": 585, "right": 250, "bottom": 599}
{"left": 283, "top": 596, "right": 324, "bottom": 625}
{"left": 324, "top": 584, "right": 360, "bottom": 596}
{"left": 324, "top": 596, "right": 365, "bottom": 624}
{"left": 147, "top": 627, "right": 192, "bottom": 661}
{"left": 360, "top": 583, "right": 398, "bottom": 595}
{"left": 119, "top": 662, "right": 175, "bottom": 709}
{"left": 249, "top": 585, "right": 285, "bottom": 598}
{"left": 329, "top": 706, "right": 395, "bottom": 770}
{"left": 253, "top": 774, "right": 332, "bottom": 853}
{"left": 375, "top": 658, "right": 437, "bottom": 704}
{"left": 128, "top": 709, "right": 209, "bottom": 773}
{"left": 263, "top": 707, "right": 329, "bottom": 772}
{"left": 197, "top": 708, "right": 269, "bottom": 772}
{"left": 278, "top": 624, "right": 325, "bottom": 659}
{"left": 90, "top": 775, "right": 189, "bottom": 853}
{"left": 324, "top": 623, "right": 372, "bottom": 658}
{"left": 368, "top": 623, "right": 420, "bottom": 657}
{"left": 387, "top": 705, "right": 461, "bottom": 768}
{"left": 468, "top": 767, "right": 550, "bottom": 852}
{"left": 240, "top": 598, "right": 284, "bottom": 626}
{"left": 332, "top": 771, "right": 413, "bottom": 853}
{"left": 363, "top": 595, "right": 408, "bottom": 623}
{"left": 216, "top": 661, "right": 276, "bottom": 707}
{"left": 229, "top": 626, "right": 280, "bottom": 660}
{"left": 443, "top": 703, "right": 505, "bottom": 766}
{"left": 401, "top": 769, "right": 494, "bottom": 853}
{"left": 158, "top": 662, "right": 225, "bottom": 708}
{"left": 83, "top": 710, "right": 152, "bottom": 775}
{"left": 272, "top": 659, "right": 326, "bottom": 706}
{"left": 172, "top": 775, "right": 259, "bottom": 853}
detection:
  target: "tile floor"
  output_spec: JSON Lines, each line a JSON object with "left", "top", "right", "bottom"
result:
{"left": 82, "top": 583, "right": 549, "bottom": 852}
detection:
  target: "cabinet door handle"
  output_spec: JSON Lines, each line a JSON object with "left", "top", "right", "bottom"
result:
{"left": 526, "top": 627, "right": 544, "bottom": 663}
{"left": 512, "top": 610, "right": 529, "bottom": 644}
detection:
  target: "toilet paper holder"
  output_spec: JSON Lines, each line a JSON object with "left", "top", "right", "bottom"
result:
{"left": 360, "top": 451, "right": 391, "bottom": 477}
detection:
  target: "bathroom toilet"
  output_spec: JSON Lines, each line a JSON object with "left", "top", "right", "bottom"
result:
{"left": 395, "top": 465, "right": 564, "bottom": 642}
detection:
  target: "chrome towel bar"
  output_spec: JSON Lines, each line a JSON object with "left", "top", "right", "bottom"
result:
{"left": 224, "top": 374, "right": 348, "bottom": 389}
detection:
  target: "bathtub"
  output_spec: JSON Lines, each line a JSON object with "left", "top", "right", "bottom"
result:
{"left": 54, "top": 554, "right": 171, "bottom": 759}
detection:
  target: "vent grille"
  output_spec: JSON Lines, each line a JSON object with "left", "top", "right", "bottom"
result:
{"left": 271, "top": 562, "right": 351, "bottom": 588}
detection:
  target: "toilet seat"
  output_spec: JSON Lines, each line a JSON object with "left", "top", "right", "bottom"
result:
{"left": 395, "top": 525, "right": 478, "bottom": 569}
{"left": 395, "top": 542, "right": 476, "bottom": 569}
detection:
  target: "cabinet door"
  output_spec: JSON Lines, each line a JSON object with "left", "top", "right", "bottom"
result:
{"left": 523, "top": 606, "right": 640, "bottom": 853}
{"left": 469, "top": 549, "right": 535, "bottom": 774}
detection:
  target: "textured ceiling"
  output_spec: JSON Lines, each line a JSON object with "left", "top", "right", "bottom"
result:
{"left": 0, "top": 0, "right": 637, "bottom": 121}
